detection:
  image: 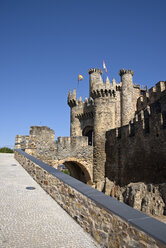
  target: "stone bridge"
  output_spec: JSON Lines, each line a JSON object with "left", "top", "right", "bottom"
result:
{"left": 15, "top": 126, "right": 93, "bottom": 185}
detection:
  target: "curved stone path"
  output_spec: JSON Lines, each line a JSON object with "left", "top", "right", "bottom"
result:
{"left": 0, "top": 153, "right": 100, "bottom": 248}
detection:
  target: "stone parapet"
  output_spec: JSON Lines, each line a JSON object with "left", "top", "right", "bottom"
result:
{"left": 119, "top": 69, "right": 134, "bottom": 76}
{"left": 15, "top": 149, "right": 166, "bottom": 248}
{"left": 90, "top": 88, "right": 116, "bottom": 99}
{"left": 149, "top": 82, "right": 166, "bottom": 103}
{"left": 107, "top": 111, "right": 165, "bottom": 143}
{"left": 68, "top": 89, "right": 77, "bottom": 107}
{"left": 137, "top": 92, "right": 149, "bottom": 111}
{"left": 137, "top": 82, "right": 166, "bottom": 112}
{"left": 15, "top": 135, "right": 29, "bottom": 150}
{"left": 88, "top": 68, "right": 103, "bottom": 75}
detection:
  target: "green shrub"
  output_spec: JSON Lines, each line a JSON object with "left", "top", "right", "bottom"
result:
{"left": 63, "top": 169, "right": 70, "bottom": 175}
{"left": 0, "top": 147, "right": 14, "bottom": 153}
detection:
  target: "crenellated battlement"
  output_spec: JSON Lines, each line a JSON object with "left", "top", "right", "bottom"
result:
{"left": 149, "top": 81, "right": 166, "bottom": 104}
{"left": 107, "top": 107, "right": 165, "bottom": 144}
{"left": 119, "top": 69, "right": 134, "bottom": 77}
{"left": 137, "top": 81, "right": 166, "bottom": 112}
{"left": 90, "top": 88, "right": 116, "bottom": 99}
{"left": 137, "top": 91, "right": 149, "bottom": 111}
{"left": 68, "top": 88, "right": 95, "bottom": 108}
{"left": 69, "top": 96, "right": 94, "bottom": 121}
{"left": 15, "top": 126, "right": 55, "bottom": 153}
{"left": 90, "top": 77, "right": 120, "bottom": 99}
{"left": 67, "top": 89, "right": 78, "bottom": 107}
{"left": 88, "top": 68, "right": 103, "bottom": 75}
{"left": 68, "top": 79, "right": 120, "bottom": 106}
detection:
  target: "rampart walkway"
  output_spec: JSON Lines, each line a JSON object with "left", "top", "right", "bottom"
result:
{"left": 0, "top": 153, "right": 100, "bottom": 248}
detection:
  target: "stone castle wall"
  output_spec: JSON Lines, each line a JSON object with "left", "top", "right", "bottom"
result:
{"left": 14, "top": 149, "right": 166, "bottom": 248}
{"left": 106, "top": 85, "right": 166, "bottom": 186}
{"left": 104, "top": 86, "right": 166, "bottom": 216}
{"left": 15, "top": 126, "right": 93, "bottom": 185}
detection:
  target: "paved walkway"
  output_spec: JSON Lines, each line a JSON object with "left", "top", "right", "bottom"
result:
{"left": 0, "top": 153, "right": 100, "bottom": 248}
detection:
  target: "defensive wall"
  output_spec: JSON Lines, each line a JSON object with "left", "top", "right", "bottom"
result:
{"left": 15, "top": 126, "right": 93, "bottom": 185}
{"left": 106, "top": 110, "right": 166, "bottom": 185}
{"left": 105, "top": 81, "right": 166, "bottom": 216}
{"left": 14, "top": 149, "right": 166, "bottom": 248}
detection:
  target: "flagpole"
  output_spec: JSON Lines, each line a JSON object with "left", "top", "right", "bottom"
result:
{"left": 103, "top": 72, "right": 106, "bottom": 83}
{"left": 77, "top": 74, "right": 83, "bottom": 89}
{"left": 103, "top": 60, "right": 108, "bottom": 83}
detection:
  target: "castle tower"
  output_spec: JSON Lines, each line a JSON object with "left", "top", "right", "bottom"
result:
{"left": 120, "top": 69, "right": 134, "bottom": 126}
{"left": 88, "top": 68, "right": 103, "bottom": 97}
{"left": 88, "top": 68, "right": 116, "bottom": 187}
{"left": 68, "top": 89, "right": 82, "bottom": 137}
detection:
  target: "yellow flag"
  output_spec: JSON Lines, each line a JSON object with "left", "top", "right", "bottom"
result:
{"left": 78, "top": 74, "right": 84, "bottom": 81}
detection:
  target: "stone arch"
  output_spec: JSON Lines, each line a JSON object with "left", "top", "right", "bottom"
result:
{"left": 53, "top": 158, "right": 93, "bottom": 185}
{"left": 82, "top": 126, "right": 93, "bottom": 146}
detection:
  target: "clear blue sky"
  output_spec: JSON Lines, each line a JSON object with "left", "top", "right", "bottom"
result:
{"left": 0, "top": 0, "right": 166, "bottom": 148}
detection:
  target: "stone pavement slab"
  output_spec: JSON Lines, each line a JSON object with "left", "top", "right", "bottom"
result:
{"left": 0, "top": 153, "right": 100, "bottom": 248}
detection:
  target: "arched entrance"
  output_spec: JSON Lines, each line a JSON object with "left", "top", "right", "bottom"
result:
{"left": 82, "top": 126, "right": 93, "bottom": 146}
{"left": 55, "top": 158, "right": 93, "bottom": 185}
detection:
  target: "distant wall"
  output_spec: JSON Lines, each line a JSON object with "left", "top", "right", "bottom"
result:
{"left": 15, "top": 126, "right": 94, "bottom": 184}
{"left": 15, "top": 149, "right": 166, "bottom": 248}
{"left": 106, "top": 107, "right": 166, "bottom": 186}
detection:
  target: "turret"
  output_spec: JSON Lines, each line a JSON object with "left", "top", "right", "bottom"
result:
{"left": 120, "top": 69, "right": 134, "bottom": 126}
{"left": 67, "top": 88, "right": 83, "bottom": 137}
{"left": 88, "top": 68, "right": 103, "bottom": 97}
{"left": 68, "top": 89, "right": 77, "bottom": 107}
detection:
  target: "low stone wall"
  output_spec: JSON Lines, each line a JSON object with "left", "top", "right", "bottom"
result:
{"left": 14, "top": 149, "right": 166, "bottom": 248}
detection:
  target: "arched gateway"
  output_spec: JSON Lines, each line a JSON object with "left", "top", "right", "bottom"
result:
{"left": 52, "top": 158, "right": 93, "bottom": 185}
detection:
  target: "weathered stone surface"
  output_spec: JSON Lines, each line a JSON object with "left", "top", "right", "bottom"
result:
{"left": 15, "top": 151, "right": 166, "bottom": 248}
{"left": 104, "top": 179, "right": 165, "bottom": 217}
{"left": 105, "top": 177, "right": 115, "bottom": 196}
{"left": 96, "top": 180, "right": 105, "bottom": 192}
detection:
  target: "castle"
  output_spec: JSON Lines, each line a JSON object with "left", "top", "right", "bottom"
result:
{"left": 15, "top": 68, "right": 166, "bottom": 216}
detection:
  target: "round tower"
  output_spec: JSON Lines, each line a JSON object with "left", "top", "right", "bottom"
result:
{"left": 68, "top": 89, "right": 82, "bottom": 137}
{"left": 120, "top": 69, "right": 134, "bottom": 126}
{"left": 88, "top": 68, "right": 103, "bottom": 97}
{"left": 88, "top": 68, "right": 116, "bottom": 188}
